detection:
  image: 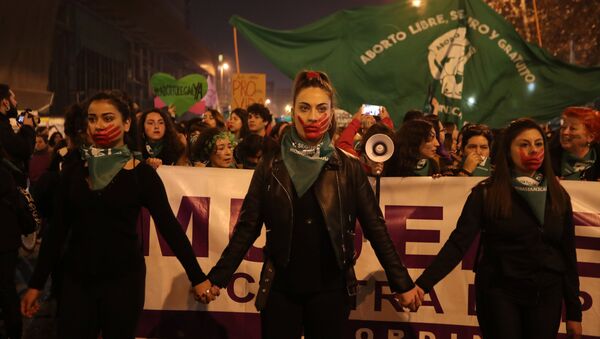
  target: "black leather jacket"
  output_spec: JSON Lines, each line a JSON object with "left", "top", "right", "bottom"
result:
{"left": 208, "top": 147, "right": 414, "bottom": 309}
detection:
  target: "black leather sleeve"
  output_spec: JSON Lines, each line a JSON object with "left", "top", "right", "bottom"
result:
{"left": 208, "top": 158, "right": 267, "bottom": 287}
{"left": 353, "top": 159, "right": 415, "bottom": 293}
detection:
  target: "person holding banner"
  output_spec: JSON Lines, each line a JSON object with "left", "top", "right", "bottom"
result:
{"left": 415, "top": 118, "right": 582, "bottom": 338}
{"left": 138, "top": 108, "right": 186, "bottom": 169}
{"left": 206, "top": 70, "right": 419, "bottom": 339}
{"left": 551, "top": 106, "right": 600, "bottom": 181}
{"left": 20, "top": 91, "right": 212, "bottom": 338}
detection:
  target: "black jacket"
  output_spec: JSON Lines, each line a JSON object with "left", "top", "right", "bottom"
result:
{"left": 208, "top": 147, "right": 414, "bottom": 308}
{"left": 0, "top": 165, "right": 25, "bottom": 251}
{"left": 416, "top": 182, "right": 582, "bottom": 321}
{"left": 0, "top": 113, "right": 35, "bottom": 186}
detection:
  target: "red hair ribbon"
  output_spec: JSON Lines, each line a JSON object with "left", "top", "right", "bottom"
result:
{"left": 306, "top": 71, "right": 320, "bottom": 80}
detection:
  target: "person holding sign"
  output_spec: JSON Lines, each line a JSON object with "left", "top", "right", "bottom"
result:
{"left": 205, "top": 70, "right": 420, "bottom": 338}
{"left": 20, "top": 91, "right": 212, "bottom": 338}
{"left": 416, "top": 118, "right": 582, "bottom": 339}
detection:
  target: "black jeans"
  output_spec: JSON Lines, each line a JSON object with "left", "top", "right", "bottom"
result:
{"left": 475, "top": 270, "right": 564, "bottom": 339}
{"left": 57, "top": 266, "right": 145, "bottom": 339}
{"left": 260, "top": 288, "right": 351, "bottom": 339}
{"left": 0, "top": 250, "right": 21, "bottom": 339}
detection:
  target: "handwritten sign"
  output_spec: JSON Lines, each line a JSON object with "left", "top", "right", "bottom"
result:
{"left": 232, "top": 73, "right": 266, "bottom": 109}
{"left": 150, "top": 73, "right": 207, "bottom": 116}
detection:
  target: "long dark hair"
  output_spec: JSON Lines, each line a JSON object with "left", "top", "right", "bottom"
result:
{"left": 206, "top": 109, "right": 226, "bottom": 130}
{"left": 485, "top": 118, "right": 566, "bottom": 219}
{"left": 230, "top": 108, "right": 250, "bottom": 140}
{"left": 138, "top": 109, "right": 184, "bottom": 165}
{"left": 83, "top": 91, "right": 139, "bottom": 151}
{"left": 386, "top": 119, "right": 439, "bottom": 176}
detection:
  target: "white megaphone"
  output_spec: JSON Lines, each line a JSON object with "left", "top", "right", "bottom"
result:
{"left": 365, "top": 133, "right": 394, "bottom": 164}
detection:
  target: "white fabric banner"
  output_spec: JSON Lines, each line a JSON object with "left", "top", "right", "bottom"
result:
{"left": 138, "top": 166, "right": 600, "bottom": 338}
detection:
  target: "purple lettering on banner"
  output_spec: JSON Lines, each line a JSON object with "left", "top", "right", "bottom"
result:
{"left": 384, "top": 206, "right": 443, "bottom": 268}
{"left": 139, "top": 197, "right": 210, "bottom": 257}
{"left": 573, "top": 212, "right": 600, "bottom": 278}
{"left": 354, "top": 221, "right": 364, "bottom": 260}
{"left": 423, "top": 286, "right": 444, "bottom": 313}
{"left": 227, "top": 272, "right": 256, "bottom": 303}
{"left": 138, "top": 207, "right": 151, "bottom": 256}
{"left": 374, "top": 281, "right": 403, "bottom": 312}
{"left": 230, "top": 199, "right": 264, "bottom": 262}
{"left": 468, "top": 283, "right": 477, "bottom": 316}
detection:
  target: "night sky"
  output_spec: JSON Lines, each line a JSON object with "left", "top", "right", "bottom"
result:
{"left": 190, "top": 0, "right": 390, "bottom": 91}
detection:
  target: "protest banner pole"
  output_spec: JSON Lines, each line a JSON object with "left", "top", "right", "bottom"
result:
{"left": 233, "top": 27, "right": 241, "bottom": 73}
{"left": 532, "top": 0, "right": 543, "bottom": 47}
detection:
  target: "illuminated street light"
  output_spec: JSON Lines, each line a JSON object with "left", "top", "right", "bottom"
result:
{"left": 284, "top": 104, "right": 292, "bottom": 113}
{"left": 412, "top": 0, "right": 422, "bottom": 7}
{"left": 265, "top": 98, "right": 271, "bottom": 106}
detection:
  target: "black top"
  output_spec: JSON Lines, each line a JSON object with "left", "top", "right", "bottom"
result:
{"left": 0, "top": 113, "right": 35, "bottom": 186}
{"left": 29, "top": 160, "right": 206, "bottom": 289}
{"left": 0, "top": 165, "right": 23, "bottom": 251}
{"left": 416, "top": 183, "right": 582, "bottom": 321}
{"left": 272, "top": 187, "right": 344, "bottom": 293}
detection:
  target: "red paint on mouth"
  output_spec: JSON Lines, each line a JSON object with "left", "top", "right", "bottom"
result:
{"left": 92, "top": 124, "right": 121, "bottom": 147}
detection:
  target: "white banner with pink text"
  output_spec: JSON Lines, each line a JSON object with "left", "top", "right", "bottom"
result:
{"left": 137, "top": 166, "right": 600, "bottom": 339}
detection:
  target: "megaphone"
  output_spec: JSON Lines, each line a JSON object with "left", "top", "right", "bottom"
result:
{"left": 365, "top": 133, "right": 394, "bottom": 163}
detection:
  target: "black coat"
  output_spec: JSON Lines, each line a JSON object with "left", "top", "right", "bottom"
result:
{"left": 0, "top": 165, "right": 25, "bottom": 251}
{"left": 208, "top": 147, "right": 415, "bottom": 309}
{"left": 0, "top": 113, "right": 35, "bottom": 186}
{"left": 416, "top": 182, "right": 582, "bottom": 321}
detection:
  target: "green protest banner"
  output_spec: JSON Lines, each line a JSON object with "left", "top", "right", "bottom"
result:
{"left": 230, "top": 0, "right": 600, "bottom": 127}
{"left": 150, "top": 73, "right": 208, "bottom": 116}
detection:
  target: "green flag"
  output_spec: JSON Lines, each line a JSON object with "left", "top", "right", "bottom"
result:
{"left": 230, "top": 0, "right": 600, "bottom": 128}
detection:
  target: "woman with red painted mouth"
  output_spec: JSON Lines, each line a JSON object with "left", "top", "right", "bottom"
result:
{"left": 207, "top": 70, "right": 419, "bottom": 339}
{"left": 138, "top": 108, "right": 186, "bottom": 169}
{"left": 550, "top": 106, "right": 600, "bottom": 181}
{"left": 385, "top": 119, "right": 442, "bottom": 177}
{"left": 416, "top": 118, "right": 582, "bottom": 339}
{"left": 21, "top": 91, "right": 213, "bottom": 338}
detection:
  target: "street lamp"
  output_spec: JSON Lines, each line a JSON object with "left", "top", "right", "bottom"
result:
{"left": 265, "top": 98, "right": 271, "bottom": 106}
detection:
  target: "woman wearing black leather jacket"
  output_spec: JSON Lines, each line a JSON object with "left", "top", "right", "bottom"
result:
{"left": 206, "top": 70, "right": 419, "bottom": 339}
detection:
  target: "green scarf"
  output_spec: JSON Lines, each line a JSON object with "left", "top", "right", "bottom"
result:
{"left": 512, "top": 172, "right": 547, "bottom": 225}
{"left": 413, "top": 159, "right": 430, "bottom": 176}
{"left": 81, "top": 145, "right": 141, "bottom": 191}
{"left": 460, "top": 156, "right": 492, "bottom": 177}
{"left": 561, "top": 148, "right": 596, "bottom": 180}
{"left": 281, "top": 128, "right": 334, "bottom": 197}
{"left": 145, "top": 140, "right": 164, "bottom": 158}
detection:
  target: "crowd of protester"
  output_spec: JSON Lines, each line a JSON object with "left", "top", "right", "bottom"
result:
{"left": 1, "top": 78, "right": 599, "bottom": 338}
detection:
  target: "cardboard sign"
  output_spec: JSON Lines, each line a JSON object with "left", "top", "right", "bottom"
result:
{"left": 232, "top": 73, "right": 266, "bottom": 109}
{"left": 150, "top": 73, "right": 208, "bottom": 116}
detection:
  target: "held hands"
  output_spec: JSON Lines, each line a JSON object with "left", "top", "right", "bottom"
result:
{"left": 566, "top": 321, "right": 582, "bottom": 338}
{"left": 21, "top": 288, "right": 41, "bottom": 318}
{"left": 192, "top": 279, "right": 220, "bottom": 304}
{"left": 146, "top": 157, "right": 163, "bottom": 170}
{"left": 394, "top": 285, "right": 426, "bottom": 312}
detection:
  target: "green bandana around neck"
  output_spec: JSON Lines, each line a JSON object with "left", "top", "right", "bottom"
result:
{"left": 561, "top": 148, "right": 596, "bottom": 180}
{"left": 281, "top": 128, "right": 334, "bottom": 197}
{"left": 414, "top": 158, "right": 430, "bottom": 176}
{"left": 81, "top": 145, "right": 141, "bottom": 191}
{"left": 145, "top": 140, "right": 164, "bottom": 158}
{"left": 512, "top": 172, "right": 547, "bottom": 225}
{"left": 460, "top": 156, "right": 492, "bottom": 177}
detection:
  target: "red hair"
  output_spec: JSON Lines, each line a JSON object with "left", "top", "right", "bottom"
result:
{"left": 562, "top": 106, "right": 600, "bottom": 142}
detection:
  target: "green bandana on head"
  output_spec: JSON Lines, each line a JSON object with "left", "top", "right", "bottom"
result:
{"left": 81, "top": 145, "right": 142, "bottom": 191}
{"left": 281, "top": 128, "right": 334, "bottom": 197}
{"left": 145, "top": 140, "right": 164, "bottom": 158}
{"left": 561, "top": 148, "right": 596, "bottom": 180}
{"left": 414, "top": 159, "right": 430, "bottom": 176}
{"left": 512, "top": 172, "right": 547, "bottom": 225}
